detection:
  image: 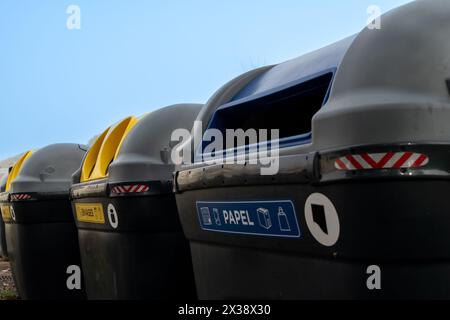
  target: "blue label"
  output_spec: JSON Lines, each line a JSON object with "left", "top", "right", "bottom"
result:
{"left": 196, "top": 200, "right": 301, "bottom": 238}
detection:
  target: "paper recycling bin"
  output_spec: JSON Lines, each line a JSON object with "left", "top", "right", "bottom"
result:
{"left": 175, "top": 0, "right": 450, "bottom": 299}
{"left": 0, "top": 174, "right": 9, "bottom": 258}
{"left": 71, "top": 104, "right": 201, "bottom": 299}
{"left": 7, "top": 144, "right": 87, "bottom": 300}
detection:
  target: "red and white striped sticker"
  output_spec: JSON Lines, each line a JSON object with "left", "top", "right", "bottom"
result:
{"left": 111, "top": 184, "right": 149, "bottom": 194}
{"left": 11, "top": 194, "right": 32, "bottom": 201}
{"left": 334, "top": 152, "right": 429, "bottom": 171}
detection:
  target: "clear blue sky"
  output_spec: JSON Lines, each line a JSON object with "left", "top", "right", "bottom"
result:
{"left": 0, "top": 0, "right": 412, "bottom": 159}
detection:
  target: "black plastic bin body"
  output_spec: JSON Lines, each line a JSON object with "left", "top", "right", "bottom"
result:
{"left": 71, "top": 104, "right": 201, "bottom": 299}
{"left": 0, "top": 174, "right": 8, "bottom": 258}
{"left": 0, "top": 152, "right": 32, "bottom": 260}
{"left": 72, "top": 185, "right": 195, "bottom": 299}
{"left": 7, "top": 144, "right": 87, "bottom": 300}
{"left": 0, "top": 214, "right": 6, "bottom": 259}
{"left": 175, "top": 0, "right": 450, "bottom": 300}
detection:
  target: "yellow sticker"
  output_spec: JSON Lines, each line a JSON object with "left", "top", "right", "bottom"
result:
{"left": 1, "top": 205, "right": 11, "bottom": 222}
{"left": 75, "top": 203, "right": 105, "bottom": 224}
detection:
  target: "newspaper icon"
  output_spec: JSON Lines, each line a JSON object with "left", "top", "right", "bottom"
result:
{"left": 200, "top": 207, "right": 212, "bottom": 225}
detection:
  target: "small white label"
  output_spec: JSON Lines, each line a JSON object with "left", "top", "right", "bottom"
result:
{"left": 107, "top": 203, "right": 119, "bottom": 229}
{"left": 10, "top": 206, "right": 16, "bottom": 221}
{"left": 304, "top": 193, "right": 340, "bottom": 247}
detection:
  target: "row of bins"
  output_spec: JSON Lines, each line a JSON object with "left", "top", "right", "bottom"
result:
{"left": 0, "top": 103, "right": 201, "bottom": 299}
{"left": 1, "top": 0, "right": 450, "bottom": 299}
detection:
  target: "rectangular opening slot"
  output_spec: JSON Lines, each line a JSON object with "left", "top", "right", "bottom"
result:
{"left": 205, "top": 72, "right": 333, "bottom": 152}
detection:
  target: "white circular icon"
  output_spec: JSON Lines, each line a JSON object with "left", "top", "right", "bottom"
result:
{"left": 10, "top": 206, "right": 16, "bottom": 221}
{"left": 304, "top": 193, "right": 340, "bottom": 247}
{"left": 107, "top": 203, "right": 119, "bottom": 229}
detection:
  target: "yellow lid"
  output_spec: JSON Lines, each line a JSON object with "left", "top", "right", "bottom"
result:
{"left": 80, "top": 127, "right": 110, "bottom": 182}
{"left": 81, "top": 116, "right": 138, "bottom": 182}
{"left": 5, "top": 150, "right": 33, "bottom": 191}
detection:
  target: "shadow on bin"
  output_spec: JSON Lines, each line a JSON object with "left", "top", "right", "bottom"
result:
{"left": 174, "top": 1, "right": 450, "bottom": 299}
{"left": 71, "top": 104, "right": 201, "bottom": 300}
{"left": 7, "top": 144, "right": 87, "bottom": 300}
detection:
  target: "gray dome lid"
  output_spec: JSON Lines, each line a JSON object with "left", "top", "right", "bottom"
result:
{"left": 188, "top": 27, "right": 356, "bottom": 157}
{"left": 109, "top": 103, "right": 202, "bottom": 183}
{"left": 232, "top": 35, "right": 356, "bottom": 102}
{"left": 195, "top": 34, "right": 356, "bottom": 129}
{"left": 314, "top": 0, "right": 450, "bottom": 149}
{"left": 190, "top": 0, "right": 450, "bottom": 156}
{"left": 11, "top": 144, "right": 87, "bottom": 194}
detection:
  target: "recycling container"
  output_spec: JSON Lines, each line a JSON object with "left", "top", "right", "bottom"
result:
{"left": 71, "top": 104, "right": 201, "bottom": 299}
{"left": 174, "top": 0, "right": 450, "bottom": 299}
{"left": 0, "top": 174, "right": 8, "bottom": 258}
{"left": 0, "top": 151, "right": 33, "bottom": 260}
{"left": 7, "top": 144, "right": 87, "bottom": 300}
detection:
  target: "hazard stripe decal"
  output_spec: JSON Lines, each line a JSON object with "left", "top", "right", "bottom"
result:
{"left": 10, "top": 194, "right": 32, "bottom": 201}
{"left": 111, "top": 184, "right": 150, "bottom": 194}
{"left": 334, "top": 152, "right": 429, "bottom": 171}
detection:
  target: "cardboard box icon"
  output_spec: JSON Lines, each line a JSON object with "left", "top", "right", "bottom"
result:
{"left": 257, "top": 208, "right": 272, "bottom": 229}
